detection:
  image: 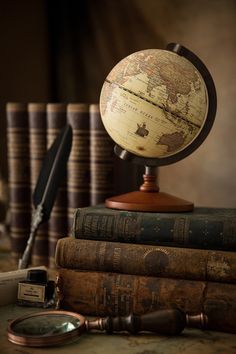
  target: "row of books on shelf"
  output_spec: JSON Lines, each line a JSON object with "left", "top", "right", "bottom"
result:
{"left": 55, "top": 204, "right": 236, "bottom": 334}
{"left": 7, "top": 102, "right": 140, "bottom": 267}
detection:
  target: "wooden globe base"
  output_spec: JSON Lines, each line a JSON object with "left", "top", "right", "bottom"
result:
{"left": 106, "top": 191, "right": 193, "bottom": 212}
{"left": 106, "top": 173, "right": 194, "bottom": 212}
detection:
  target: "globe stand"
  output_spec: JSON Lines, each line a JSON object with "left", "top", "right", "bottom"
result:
{"left": 106, "top": 166, "right": 193, "bottom": 212}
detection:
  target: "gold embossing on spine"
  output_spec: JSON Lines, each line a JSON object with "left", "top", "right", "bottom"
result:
{"left": 223, "top": 218, "right": 236, "bottom": 246}
{"left": 113, "top": 247, "right": 122, "bottom": 272}
{"left": 173, "top": 217, "right": 188, "bottom": 243}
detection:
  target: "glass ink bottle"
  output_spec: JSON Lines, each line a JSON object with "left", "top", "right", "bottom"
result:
{"left": 17, "top": 269, "right": 55, "bottom": 308}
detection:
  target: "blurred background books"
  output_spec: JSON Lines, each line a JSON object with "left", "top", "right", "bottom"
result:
{"left": 0, "top": 0, "right": 236, "bottom": 211}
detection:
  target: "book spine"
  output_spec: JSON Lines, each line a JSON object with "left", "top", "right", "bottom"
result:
{"left": 89, "top": 104, "right": 114, "bottom": 205}
{"left": 67, "top": 104, "right": 90, "bottom": 231}
{"left": 47, "top": 103, "right": 67, "bottom": 268}
{"left": 72, "top": 206, "right": 236, "bottom": 251}
{"left": 55, "top": 237, "right": 236, "bottom": 283}
{"left": 6, "top": 103, "right": 31, "bottom": 264}
{"left": 58, "top": 268, "right": 236, "bottom": 333}
{"left": 28, "top": 103, "right": 48, "bottom": 266}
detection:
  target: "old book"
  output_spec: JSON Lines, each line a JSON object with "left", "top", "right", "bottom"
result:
{"left": 55, "top": 237, "right": 236, "bottom": 283}
{"left": 28, "top": 103, "right": 48, "bottom": 266}
{"left": 72, "top": 205, "right": 236, "bottom": 251}
{"left": 6, "top": 103, "right": 31, "bottom": 263}
{"left": 89, "top": 104, "right": 114, "bottom": 205}
{"left": 47, "top": 103, "right": 68, "bottom": 268}
{"left": 58, "top": 268, "right": 236, "bottom": 333}
{"left": 67, "top": 104, "right": 90, "bottom": 231}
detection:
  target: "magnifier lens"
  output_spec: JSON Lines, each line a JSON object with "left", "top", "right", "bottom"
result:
{"left": 12, "top": 314, "right": 81, "bottom": 336}
{"left": 8, "top": 311, "right": 85, "bottom": 347}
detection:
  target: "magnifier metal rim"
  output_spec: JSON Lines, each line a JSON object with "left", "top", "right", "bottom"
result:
{"left": 7, "top": 310, "right": 86, "bottom": 347}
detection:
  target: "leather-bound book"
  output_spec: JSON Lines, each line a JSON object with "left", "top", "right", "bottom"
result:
{"left": 67, "top": 103, "right": 90, "bottom": 231}
{"left": 72, "top": 205, "right": 236, "bottom": 251}
{"left": 28, "top": 103, "right": 48, "bottom": 266}
{"left": 89, "top": 104, "right": 114, "bottom": 205}
{"left": 46, "top": 103, "right": 67, "bottom": 268}
{"left": 6, "top": 103, "right": 31, "bottom": 263}
{"left": 55, "top": 237, "right": 236, "bottom": 283}
{"left": 58, "top": 268, "right": 236, "bottom": 334}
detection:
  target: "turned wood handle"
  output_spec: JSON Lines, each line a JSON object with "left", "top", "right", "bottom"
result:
{"left": 87, "top": 308, "right": 187, "bottom": 335}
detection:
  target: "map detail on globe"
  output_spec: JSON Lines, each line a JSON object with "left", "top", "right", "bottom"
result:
{"left": 100, "top": 49, "right": 208, "bottom": 158}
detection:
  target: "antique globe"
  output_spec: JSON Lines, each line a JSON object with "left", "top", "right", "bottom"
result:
{"left": 99, "top": 43, "right": 217, "bottom": 212}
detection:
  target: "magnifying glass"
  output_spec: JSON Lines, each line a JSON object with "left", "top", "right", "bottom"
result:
{"left": 7, "top": 308, "right": 207, "bottom": 347}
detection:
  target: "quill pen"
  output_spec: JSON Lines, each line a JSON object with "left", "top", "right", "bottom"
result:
{"left": 18, "top": 124, "right": 72, "bottom": 269}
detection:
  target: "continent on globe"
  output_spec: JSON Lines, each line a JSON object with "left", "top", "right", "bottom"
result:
{"left": 135, "top": 122, "right": 149, "bottom": 137}
{"left": 156, "top": 131, "right": 185, "bottom": 153}
{"left": 100, "top": 49, "right": 208, "bottom": 159}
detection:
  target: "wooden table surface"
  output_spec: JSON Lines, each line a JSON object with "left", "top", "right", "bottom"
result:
{"left": 1, "top": 304, "right": 236, "bottom": 354}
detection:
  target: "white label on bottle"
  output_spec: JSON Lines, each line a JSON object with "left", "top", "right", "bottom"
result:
{"left": 18, "top": 283, "right": 45, "bottom": 303}
{"left": 0, "top": 266, "right": 46, "bottom": 306}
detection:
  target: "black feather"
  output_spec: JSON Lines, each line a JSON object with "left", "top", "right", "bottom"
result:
{"left": 33, "top": 124, "right": 72, "bottom": 223}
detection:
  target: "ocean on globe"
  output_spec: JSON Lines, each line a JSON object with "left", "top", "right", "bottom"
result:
{"left": 99, "top": 49, "right": 208, "bottom": 158}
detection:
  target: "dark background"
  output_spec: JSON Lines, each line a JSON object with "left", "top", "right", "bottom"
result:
{"left": 0, "top": 0, "right": 235, "bottom": 207}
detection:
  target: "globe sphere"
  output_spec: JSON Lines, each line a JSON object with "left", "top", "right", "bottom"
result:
{"left": 100, "top": 49, "right": 208, "bottom": 159}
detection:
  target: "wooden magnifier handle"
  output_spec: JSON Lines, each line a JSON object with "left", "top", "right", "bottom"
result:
{"left": 86, "top": 309, "right": 208, "bottom": 335}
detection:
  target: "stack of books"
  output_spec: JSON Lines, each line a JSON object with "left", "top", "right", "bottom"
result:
{"left": 55, "top": 204, "right": 236, "bottom": 333}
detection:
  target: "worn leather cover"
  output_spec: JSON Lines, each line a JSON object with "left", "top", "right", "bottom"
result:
{"left": 58, "top": 268, "right": 236, "bottom": 333}
{"left": 72, "top": 205, "right": 236, "bottom": 251}
{"left": 55, "top": 237, "right": 236, "bottom": 283}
